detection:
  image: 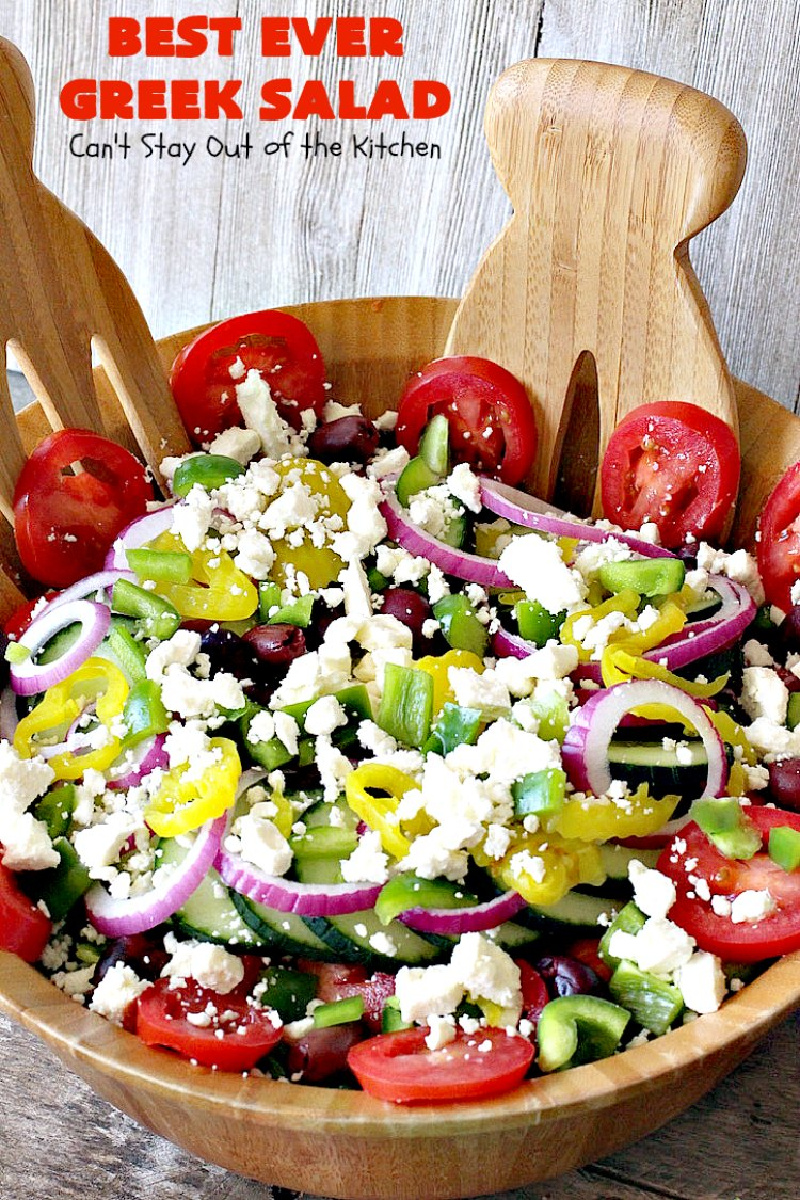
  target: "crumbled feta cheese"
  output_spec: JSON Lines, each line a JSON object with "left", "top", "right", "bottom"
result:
{"left": 339, "top": 830, "right": 389, "bottom": 884}
{"left": 448, "top": 667, "right": 511, "bottom": 719}
{"left": 446, "top": 463, "right": 482, "bottom": 513}
{"left": 425, "top": 1014, "right": 457, "bottom": 1051}
{"left": 90, "top": 962, "right": 150, "bottom": 1025}
{"left": 394, "top": 964, "right": 466, "bottom": 1023}
{"left": 498, "top": 535, "right": 586, "bottom": 614}
{"left": 628, "top": 860, "right": 676, "bottom": 920}
{"left": 675, "top": 952, "right": 726, "bottom": 1014}
{"left": 367, "top": 445, "right": 411, "bottom": 481}
{"left": 171, "top": 485, "right": 214, "bottom": 552}
{"left": 730, "top": 889, "right": 775, "bottom": 925}
{"left": 162, "top": 933, "right": 245, "bottom": 993}
{"left": 236, "top": 369, "right": 302, "bottom": 459}
{"left": 740, "top": 667, "right": 789, "bottom": 725}
{"left": 304, "top": 695, "right": 347, "bottom": 738}
{"left": 232, "top": 812, "right": 293, "bottom": 877}
{"left": 233, "top": 528, "right": 276, "bottom": 579}
{"left": 608, "top": 916, "right": 695, "bottom": 976}
{"left": 743, "top": 640, "right": 774, "bottom": 668}
{"left": 449, "top": 933, "right": 522, "bottom": 1020}
{"left": 205, "top": 426, "right": 261, "bottom": 465}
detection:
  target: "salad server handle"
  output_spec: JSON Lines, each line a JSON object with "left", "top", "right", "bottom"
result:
{"left": 445, "top": 59, "right": 746, "bottom": 508}
{"left": 0, "top": 36, "right": 191, "bottom": 523}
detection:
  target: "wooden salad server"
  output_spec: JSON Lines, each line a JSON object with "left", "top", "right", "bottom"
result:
{"left": 0, "top": 37, "right": 190, "bottom": 540}
{"left": 446, "top": 59, "right": 747, "bottom": 512}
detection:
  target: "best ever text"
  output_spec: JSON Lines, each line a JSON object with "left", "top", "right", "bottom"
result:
{"left": 60, "top": 15, "right": 451, "bottom": 121}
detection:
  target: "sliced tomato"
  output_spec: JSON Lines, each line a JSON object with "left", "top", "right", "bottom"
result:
{"left": 12, "top": 430, "right": 153, "bottom": 588}
{"left": 3, "top": 592, "right": 59, "bottom": 640}
{"left": 347, "top": 1026, "right": 534, "bottom": 1104}
{"left": 600, "top": 402, "right": 739, "bottom": 548}
{"left": 0, "top": 862, "right": 51, "bottom": 963}
{"left": 170, "top": 309, "right": 326, "bottom": 444}
{"left": 395, "top": 356, "right": 537, "bottom": 485}
{"left": 136, "top": 977, "right": 282, "bottom": 1071}
{"left": 566, "top": 938, "right": 613, "bottom": 984}
{"left": 517, "top": 959, "right": 549, "bottom": 1027}
{"left": 756, "top": 462, "right": 800, "bottom": 609}
{"left": 657, "top": 807, "right": 800, "bottom": 962}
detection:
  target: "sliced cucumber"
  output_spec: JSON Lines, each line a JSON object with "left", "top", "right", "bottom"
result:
{"left": 520, "top": 889, "right": 621, "bottom": 931}
{"left": 608, "top": 737, "right": 708, "bottom": 801}
{"left": 419, "top": 919, "right": 541, "bottom": 955}
{"left": 231, "top": 892, "right": 339, "bottom": 960}
{"left": 599, "top": 843, "right": 660, "bottom": 879}
{"left": 297, "top": 857, "right": 440, "bottom": 967}
{"left": 36, "top": 623, "right": 82, "bottom": 665}
{"left": 157, "top": 838, "right": 265, "bottom": 949}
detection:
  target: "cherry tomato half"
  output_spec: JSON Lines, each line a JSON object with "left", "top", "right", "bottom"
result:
{"left": 13, "top": 430, "right": 153, "bottom": 588}
{"left": 395, "top": 356, "right": 537, "bottom": 485}
{"left": 657, "top": 807, "right": 800, "bottom": 962}
{"left": 600, "top": 402, "right": 740, "bottom": 548}
{"left": 347, "top": 1026, "right": 534, "bottom": 1104}
{"left": 136, "top": 977, "right": 282, "bottom": 1071}
{"left": 0, "top": 862, "right": 51, "bottom": 963}
{"left": 756, "top": 461, "right": 800, "bottom": 610}
{"left": 170, "top": 309, "right": 326, "bottom": 444}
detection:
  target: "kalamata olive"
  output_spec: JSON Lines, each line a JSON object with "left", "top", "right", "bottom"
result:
{"left": 535, "top": 955, "right": 602, "bottom": 1000}
{"left": 779, "top": 606, "right": 800, "bottom": 653}
{"left": 285, "top": 1022, "right": 364, "bottom": 1084}
{"left": 199, "top": 626, "right": 262, "bottom": 683}
{"left": 674, "top": 547, "right": 698, "bottom": 568}
{"left": 308, "top": 415, "right": 380, "bottom": 465}
{"left": 243, "top": 622, "right": 307, "bottom": 667}
{"left": 95, "top": 933, "right": 169, "bottom": 986}
{"left": 767, "top": 757, "right": 800, "bottom": 811}
{"left": 380, "top": 587, "right": 433, "bottom": 650}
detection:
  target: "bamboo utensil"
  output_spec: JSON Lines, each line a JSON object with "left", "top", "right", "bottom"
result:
{"left": 0, "top": 41, "right": 799, "bottom": 1200}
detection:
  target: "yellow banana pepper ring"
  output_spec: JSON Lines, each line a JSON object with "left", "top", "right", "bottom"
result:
{"left": 600, "top": 646, "right": 729, "bottom": 724}
{"left": 473, "top": 831, "right": 605, "bottom": 908}
{"left": 560, "top": 591, "right": 640, "bottom": 663}
{"left": 610, "top": 600, "right": 687, "bottom": 657}
{"left": 550, "top": 784, "right": 679, "bottom": 842}
{"left": 416, "top": 649, "right": 484, "bottom": 718}
{"left": 702, "top": 707, "right": 756, "bottom": 797}
{"left": 14, "top": 658, "right": 129, "bottom": 780}
{"left": 148, "top": 531, "right": 258, "bottom": 621}
{"left": 145, "top": 737, "right": 241, "bottom": 837}
{"left": 345, "top": 763, "right": 426, "bottom": 859}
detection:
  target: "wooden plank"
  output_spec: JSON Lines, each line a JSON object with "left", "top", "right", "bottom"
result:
{"left": 539, "top": 0, "right": 800, "bottom": 411}
{"left": 0, "top": 1013, "right": 796, "bottom": 1199}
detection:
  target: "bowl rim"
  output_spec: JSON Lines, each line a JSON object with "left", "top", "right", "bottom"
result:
{"left": 2, "top": 945, "right": 798, "bottom": 1137}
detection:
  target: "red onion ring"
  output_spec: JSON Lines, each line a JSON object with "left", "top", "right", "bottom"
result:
{"left": 380, "top": 491, "right": 513, "bottom": 588}
{"left": 399, "top": 889, "right": 527, "bottom": 935}
{"left": 108, "top": 734, "right": 169, "bottom": 790}
{"left": 479, "top": 479, "right": 675, "bottom": 559}
{"left": 215, "top": 845, "right": 383, "bottom": 916}
{"left": 43, "top": 570, "right": 136, "bottom": 615}
{"left": 10, "top": 599, "right": 111, "bottom": 696}
{"left": 85, "top": 812, "right": 228, "bottom": 937}
{"left": 104, "top": 504, "right": 177, "bottom": 570}
{"left": 561, "top": 680, "right": 727, "bottom": 799}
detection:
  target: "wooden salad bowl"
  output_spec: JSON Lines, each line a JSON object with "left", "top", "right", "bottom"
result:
{"left": 0, "top": 49, "right": 800, "bottom": 1200}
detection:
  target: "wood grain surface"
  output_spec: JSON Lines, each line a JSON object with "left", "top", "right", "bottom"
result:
{"left": 0, "top": 0, "right": 797, "bottom": 413}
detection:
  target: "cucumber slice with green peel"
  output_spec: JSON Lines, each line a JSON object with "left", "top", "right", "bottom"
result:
{"left": 599, "top": 843, "right": 660, "bottom": 879}
{"left": 231, "top": 892, "right": 339, "bottom": 960}
{"left": 537, "top": 994, "right": 630, "bottom": 1072}
{"left": 396, "top": 456, "right": 439, "bottom": 508}
{"left": 515, "top": 889, "right": 622, "bottom": 932}
{"left": 417, "top": 920, "right": 541, "bottom": 955}
{"left": 607, "top": 737, "right": 710, "bottom": 801}
{"left": 157, "top": 839, "right": 266, "bottom": 949}
{"left": 598, "top": 557, "right": 686, "bottom": 598}
{"left": 296, "top": 857, "right": 440, "bottom": 967}
{"left": 36, "top": 623, "right": 82, "bottom": 665}
{"left": 418, "top": 414, "right": 450, "bottom": 476}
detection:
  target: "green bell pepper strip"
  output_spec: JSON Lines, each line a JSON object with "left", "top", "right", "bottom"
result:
{"left": 381, "top": 995, "right": 412, "bottom": 1032}
{"left": 514, "top": 600, "right": 564, "bottom": 646}
{"left": 257, "top": 583, "right": 316, "bottom": 627}
{"left": 599, "top": 901, "right": 647, "bottom": 969}
{"left": 29, "top": 837, "right": 92, "bottom": 923}
{"left": 598, "top": 557, "right": 686, "bottom": 598}
{"left": 126, "top": 547, "right": 193, "bottom": 584}
{"left": 514, "top": 691, "right": 570, "bottom": 743}
{"left": 511, "top": 768, "right": 566, "bottom": 818}
{"left": 122, "top": 679, "right": 170, "bottom": 749}
{"left": 690, "top": 797, "right": 762, "bottom": 860}
{"left": 313, "top": 995, "right": 365, "bottom": 1028}
{"left": 257, "top": 582, "right": 282, "bottom": 622}
{"left": 240, "top": 713, "right": 295, "bottom": 772}
{"left": 107, "top": 618, "right": 148, "bottom": 683}
{"left": 418, "top": 414, "right": 450, "bottom": 476}
{"left": 423, "top": 702, "right": 482, "bottom": 757}
{"left": 537, "top": 994, "right": 630, "bottom": 1072}
{"left": 608, "top": 960, "right": 684, "bottom": 1036}
{"left": 768, "top": 826, "right": 800, "bottom": 872}
{"left": 257, "top": 966, "right": 318, "bottom": 1023}
{"left": 111, "top": 579, "right": 181, "bottom": 641}
{"left": 788, "top": 692, "right": 800, "bottom": 732}
{"left": 375, "top": 872, "right": 478, "bottom": 926}
{"left": 432, "top": 594, "right": 488, "bottom": 657}
{"left": 378, "top": 663, "right": 434, "bottom": 749}
{"left": 367, "top": 565, "right": 389, "bottom": 593}
{"left": 32, "top": 783, "right": 77, "bottom": 840}
{"left": 172, "top": 453, "right": 244, "bottom": 497}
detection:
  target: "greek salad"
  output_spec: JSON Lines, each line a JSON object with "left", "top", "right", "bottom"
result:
{"left": 1, "top": 308, "right": 800, "bottom": 1105}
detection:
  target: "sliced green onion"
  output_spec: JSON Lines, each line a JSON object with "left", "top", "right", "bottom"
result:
{"left": 378, "top": 663, "right": 434, "bottom": 749}
{"left": 313, "top": 995, "right": 365, "bottom": 1028}
{"left": 126, "top": 548, "right": 193, "bottom": 584}
{"left": 111, "top": 579, "right": 180, "bottom": 641}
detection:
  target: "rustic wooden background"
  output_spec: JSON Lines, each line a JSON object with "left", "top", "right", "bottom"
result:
{"left": 0, "top": 0, "right": 798, "bottom": 411}
{"left": 0, "top": 3, "right": 799, "bottom": 1198}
